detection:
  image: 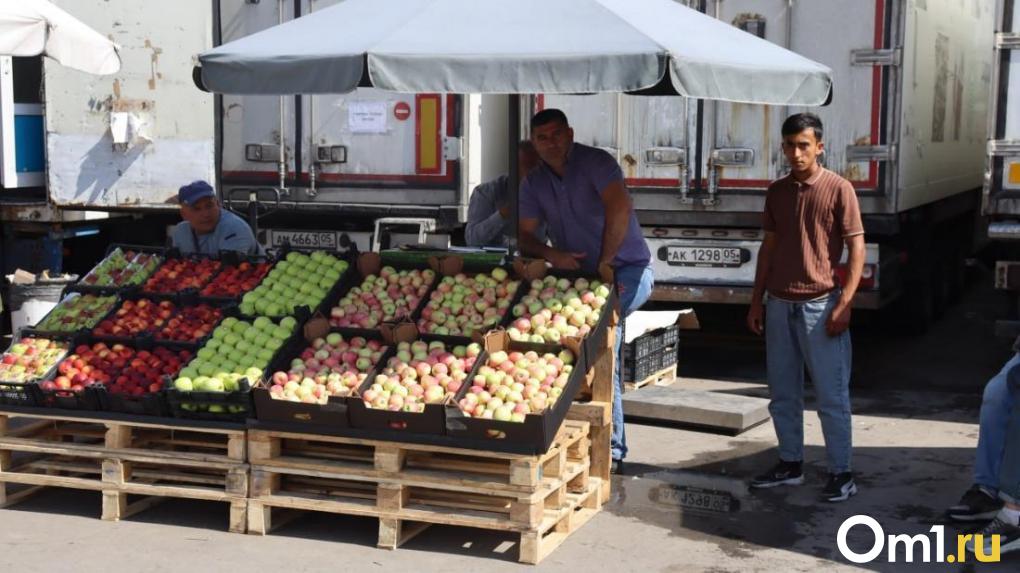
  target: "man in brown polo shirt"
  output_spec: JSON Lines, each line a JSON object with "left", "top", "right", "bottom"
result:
{"left": 746, "top": 113, "right": 866, "bottom": 502}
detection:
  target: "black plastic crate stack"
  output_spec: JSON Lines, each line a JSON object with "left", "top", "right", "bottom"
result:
{"left": 622, "top": 323, "right": 679, "bottom": 384}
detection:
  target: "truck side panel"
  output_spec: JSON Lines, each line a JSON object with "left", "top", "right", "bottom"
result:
{"left": 45, "top": 0, "right": 214, "bottom": 209}
{"left": 897, "top": 0, "right": 992, "bottom": 212}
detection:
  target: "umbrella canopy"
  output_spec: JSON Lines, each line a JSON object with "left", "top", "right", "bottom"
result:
{"left": 197, "top": 0, "right": 832, "bottom": 106}
{"left": 0, "top": 0, "right": 121, "bottom": 75}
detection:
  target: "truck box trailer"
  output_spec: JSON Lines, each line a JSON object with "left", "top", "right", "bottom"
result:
{"left": 547, "top": 0, "right": 993, "bottom": 324}
{"left": 0, "top": 0, "right": 995, "bottom": 329}
{"left": 986, "top": 0, "right": 1020, "bottom": 333}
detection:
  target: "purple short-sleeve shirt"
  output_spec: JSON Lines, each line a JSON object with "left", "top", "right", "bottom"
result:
{"left": 520, "top": 143, "right": 651, "bottom": 273}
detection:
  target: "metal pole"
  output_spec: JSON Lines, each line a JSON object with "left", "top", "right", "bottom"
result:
{"left": 508, "top": 94, "right": 521, "bottom": 257}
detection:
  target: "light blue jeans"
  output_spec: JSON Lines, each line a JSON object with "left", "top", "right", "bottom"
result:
{"left": 765, "top": 292, "right": 853, "bottom": 474}
{"left": 974, "top": 354, "right": 1020, "bottom": 491}
{"left": 611, "top": 265, "right": 655, "bottom": 461}
{"left": 997, "top": 364, "right": 1020, "bottom": 503}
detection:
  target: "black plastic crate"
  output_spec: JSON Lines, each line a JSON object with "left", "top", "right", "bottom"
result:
{"left": 28, "top": 288, "right": 120, "bottom": 338}
{"left": 624, "top": 323, "right": 680, "bottom": 360}
{"left": 623, "top": 344, "right": 677, "bottom": 384}
{"left": 76, "top": 244, "right": 165, "bottom": 293}
{"left": 34, "top": 383, "right": 105, "bottom": 411}
{"left": 165, "top": 378, "right": 255, "bottom": 423}
{"left": 0, "top": 382, "right": 39, "bottom": 407}
{"left": 347, "top": 340, "right": 450, "bottom": 436}
{"left": 250, "top": 327, "right": 376, "bottom": 430}
{"left": 197, "top": 253, "right": 276, "bottom": 305}
{"left": 506, "top": 265, "right": 618, "bottom": 369}
{"left": 444, "top": 342, "right": 588, "bottom": 455}
{"left": 165, "top": 310, "right": 312, "bottom": 423}
{"left": 103, "top": 388, "right": 170, "bottom": 417}
{"left": 320, "top": 252, "right": 455, "bottom": 332}
{"left": 139, "top": 250, "right": 225, "bottom": 298}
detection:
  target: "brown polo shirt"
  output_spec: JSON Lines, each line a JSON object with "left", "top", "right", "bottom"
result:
{"left": 763, "top": 167, "right": 864, "bottom": 300}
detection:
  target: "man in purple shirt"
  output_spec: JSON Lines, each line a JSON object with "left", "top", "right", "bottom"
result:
{"left": 519, "top": 108, "right": 655, "bottom": 472}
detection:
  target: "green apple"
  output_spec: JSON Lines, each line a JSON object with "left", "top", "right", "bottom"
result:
{"left": 265, "top": 303, "right": 283, "bottom": 316}
{"left": 280, "top": 316, "right": 297, "bottom": 331}
{"left": 256, "top": 348, "right": 275, "bottom": 362}
{"left": 271, "top": 326, "right": 290, "bottom": 340}
{"left": 231, "top": 321, "right": 250, "bottom": 335}
{"left": 223, "top": 333, "right": 241, "bottom": 347}
{"left": 239, "top": 302, "right": 256, "bottom": 315}
{"left": 244, "top": 367, "right": 263, "bottom": 382}
{"left": 221, "top": 317, "right": 239, "bottom": 329}
{"left": 174, "top": 377, "right": 194, "bottom": 391}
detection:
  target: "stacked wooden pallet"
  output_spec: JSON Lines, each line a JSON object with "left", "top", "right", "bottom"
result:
{"left": 246, "top": 419, "right": 598, "bottom": 564}
{"left": 0, "top": 410, "right": 248, "bottom": 532}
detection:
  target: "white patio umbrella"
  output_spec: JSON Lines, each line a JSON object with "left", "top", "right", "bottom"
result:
{"left": 0, "top": 0, "right": 121, "bottom": 75}
{"left": 195, "top": 0, "right": 831, "bottom": 106}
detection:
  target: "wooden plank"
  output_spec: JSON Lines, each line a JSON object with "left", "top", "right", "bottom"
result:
{"left": 0, "top": 471, "right": 104, "bottom": 491}
{"left": 0, "top": 438, "right": 243, "bottom": 470}
{"left": 378, "top": 519, "right": 430, "bottom": 550}
{"left": 624, "top": 365, "right": 677, "bottom": 391}
{"left": 377, "top": 483, "right": 409, "bottom": 512}
{"left": 229, "top": 499, "right": 248, "bottom": 534}
{"left": 252, "top": 456, "right": 557, "bottom": 499}
{"left": 567, "top": 402, "right": 612, "bottom": 427}
{"left": 0, "top": 410, "right": 242, "bottom": 435}
{"left": 374, "top": 446, "right": 406, "bottom": 473}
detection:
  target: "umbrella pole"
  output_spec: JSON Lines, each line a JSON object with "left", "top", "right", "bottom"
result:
{"left": 508, "top": 94, "right": 520, "bottom": 259}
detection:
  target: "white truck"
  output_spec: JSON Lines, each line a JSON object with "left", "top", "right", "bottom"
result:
{"left": 0, "top": 0, "right": 996, "bottom": 329}
{"left": 986, "top": 0, "right": 1020, "bottom": 334}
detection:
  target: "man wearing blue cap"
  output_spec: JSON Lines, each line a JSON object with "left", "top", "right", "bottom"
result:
{"left": 171, "top": 180, "right": 262, "bottom": 256}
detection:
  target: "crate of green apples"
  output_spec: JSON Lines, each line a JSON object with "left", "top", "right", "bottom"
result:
{"left": 166, "top": 315, "right": 302, "bottom": 422}
{"left": 239, "top": 251, "right": 349, "bottom": 318}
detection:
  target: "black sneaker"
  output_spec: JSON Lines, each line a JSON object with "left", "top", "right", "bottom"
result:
{"left": 822, "top": 472, "right": 858, "bottom": 502}
{"left": 946, "top": 485, "right": 1003, "bottom": 522}
{"left": 750, "top": 461, "right": 804, "bottom": 489}
{"left": 611, "top": 459, "right": 626, "bottom": 475}
{"left": 965, "top": 511, "right": 1020, "bottom": 556}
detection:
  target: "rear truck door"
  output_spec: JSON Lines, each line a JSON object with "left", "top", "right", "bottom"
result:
{"left": 44, "top": 0, "right": 215, "bottom": 208}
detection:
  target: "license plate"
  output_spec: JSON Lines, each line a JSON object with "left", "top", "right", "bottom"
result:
{"left": 651, "top": 484, "right": 735, "bottom": 514}
{"left": 661, "top": 246, "right": 746, "bottom": 268}
{"left": 270, "top": 230, "right": 339, "bottom": 250}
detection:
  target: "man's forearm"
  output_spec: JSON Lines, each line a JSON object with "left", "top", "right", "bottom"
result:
{"left": 519, "top": 230, "right": 554, "bottom": 259}
{"left": 599, "top": 208, "right": 629, "bottom": 265}
{"left": 465, "top": 210, "right": 504, "bottom": 247}
{"left": 839, "top": 237, "right": 866, "bottom": 305}
{"left": 751, "top": 241, "right": 774, "bottom": 304}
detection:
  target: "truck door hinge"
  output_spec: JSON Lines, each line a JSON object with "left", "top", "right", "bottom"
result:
{"left": 846, "top": 144, "right": 897, "bottom": 163}
{"left": 851, "top": 48, "right": 901, "bottom": 67}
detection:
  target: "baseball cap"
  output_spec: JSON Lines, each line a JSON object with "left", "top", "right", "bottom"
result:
{"left": 178, "top": 180, "right": 217, "bottom": 206}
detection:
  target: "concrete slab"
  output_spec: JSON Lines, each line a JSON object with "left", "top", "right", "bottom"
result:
{"left": 623, "top": 386, "right": 771, "bottom": 433}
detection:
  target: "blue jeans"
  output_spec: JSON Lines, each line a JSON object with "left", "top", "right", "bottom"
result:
{"left": 765, "top": 292, "right": 853, "bottom": 474}
{"left": 974, "top": 354, "right": 1020, "bottom": 491}
{"left": 611, "top": 265, "right": 655, "bottom": 460}
{"left": 998, "top": 365, "right": 1020, "bottom": 503}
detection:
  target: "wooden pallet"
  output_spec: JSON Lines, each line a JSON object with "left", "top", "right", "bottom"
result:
{"left": 625, "top": 364, "right": 678, "bottom": 391}
{"left": 0, "top": 410, "right": 248, "bottom": 533}
{"left": 246, "top": 419, "right": 599, "bottom": 564}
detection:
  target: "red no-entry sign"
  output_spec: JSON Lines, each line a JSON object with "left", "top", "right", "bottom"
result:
{"left": 394, "top": 101, "right": 411, "bottom": 121}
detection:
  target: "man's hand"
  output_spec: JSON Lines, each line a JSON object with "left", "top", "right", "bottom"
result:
{"left": 826, "top": 301, "right": 851, "bottom": 336}
{"left": 747, "top": 301, "right": 764, "bottom": 336}
{"left": 498, "top": 204, "right": 510, "bottom": 219}
{"left": 547, "top": 249, "right": 586, "bottom": 270}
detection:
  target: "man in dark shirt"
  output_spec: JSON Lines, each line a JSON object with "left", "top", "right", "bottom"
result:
{"left": 465, "top": 141, "right": 544, "bottom": 247}
{"left": 746, "top": 113, "right": 865, "bottom": 502}
{"left": 519, "top": 108, "right": 654, "bottom": 472}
